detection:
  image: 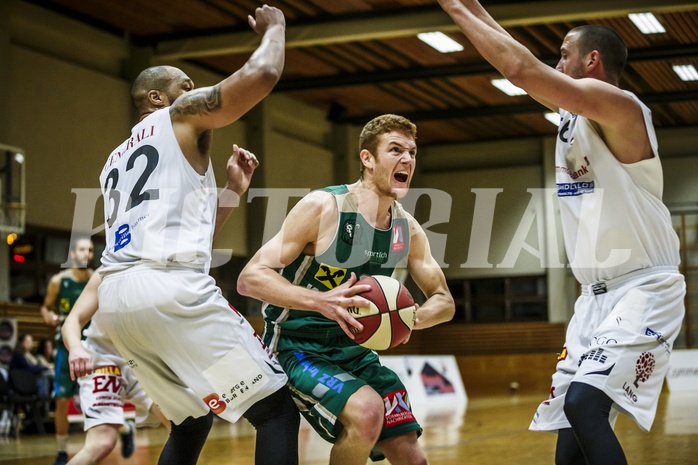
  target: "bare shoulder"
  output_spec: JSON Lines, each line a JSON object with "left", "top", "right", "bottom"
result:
{"left": 169, "top": 86, "right": 222, "bottom": 119}
{"left": 296, "top": 189, "right": 335, "bottom": 215}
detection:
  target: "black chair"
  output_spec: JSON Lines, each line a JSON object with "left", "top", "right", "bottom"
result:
{"left": 8, "top": 369, "right": 50, "bottom": 435}
{"left": 0, "top": 373, "right": 17, "bottom": 436}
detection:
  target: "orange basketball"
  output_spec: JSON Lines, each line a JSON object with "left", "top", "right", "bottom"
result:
{"left": 348, "top": 275, "right": 415, "bottom": 350}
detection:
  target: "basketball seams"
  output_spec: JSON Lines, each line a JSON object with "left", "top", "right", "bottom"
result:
{"left": 350, "top": 275, "right": 415, "bottom": 350}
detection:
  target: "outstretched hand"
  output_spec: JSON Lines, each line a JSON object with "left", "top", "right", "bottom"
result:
{"left": 226, "top": 144, "right": 259, "bottom": 196}
{"left": 315, "top": 273, "right": 373, "bottom": 340}
{"left": 248, "top": 4, "right": 286, "bottom": 35}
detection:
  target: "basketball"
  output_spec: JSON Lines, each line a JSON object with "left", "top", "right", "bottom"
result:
{"left": 348, "top": 275, "right": 416, "bottom": 350}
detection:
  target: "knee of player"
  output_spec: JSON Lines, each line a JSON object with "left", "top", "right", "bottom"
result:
{"left": 562, "top": 382, "right": 593, "bottom": 422}
{"left": 342, "top": 390, "right": 384, "bottom": 439}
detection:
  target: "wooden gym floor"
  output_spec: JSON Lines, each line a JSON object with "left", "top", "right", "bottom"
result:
{"left": 2, "top": 391, "right": 696, "bottom": 464}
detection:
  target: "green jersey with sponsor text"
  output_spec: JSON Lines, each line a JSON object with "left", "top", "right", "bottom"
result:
{"left": 262, "top": 185, "right": 410, "bottom": 344}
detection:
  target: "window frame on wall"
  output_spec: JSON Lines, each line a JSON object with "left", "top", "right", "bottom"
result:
{"left": 445, "top": 275, "right": 548, "bottom": 323}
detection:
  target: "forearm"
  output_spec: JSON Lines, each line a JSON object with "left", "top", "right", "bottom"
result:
{"left": 413, "top": 292, "right": 455, "bottom": 330}
{"left": 214, "top": 187, "right": 240, "bottom": 237}
{"left": 238, "top": 266, "right": 324, "bottom": 313}
{"left": 440, "top": 0, "right": 530, "bottom": 79}
{"left": 61, "top": 317, "right": 85, "bottom": 353}
{"left": 246, "top": 24, "right": 285, "bottom": 83}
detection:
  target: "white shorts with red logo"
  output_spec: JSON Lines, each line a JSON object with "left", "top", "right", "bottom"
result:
{"left": 530, "top": 266, "right": 685, "bottom": 433}
{"left": 98, "top": 266, "right": 288, "bottom": 425}
{"left": 78, "top": 348, "right": 158, "bottom": 431}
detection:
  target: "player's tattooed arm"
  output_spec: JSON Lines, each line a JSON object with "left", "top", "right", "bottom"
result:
{"left": 171, "top": 86, "right": 222, "bottom": 116}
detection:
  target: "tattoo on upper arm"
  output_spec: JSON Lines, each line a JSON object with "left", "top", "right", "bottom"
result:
{"left": 171, "top": 86, "right": 222, "bottom": 116}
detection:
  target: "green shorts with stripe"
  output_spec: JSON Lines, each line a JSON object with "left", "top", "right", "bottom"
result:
{"left": 276, "top": 334, "right": 421, "bottom": 444}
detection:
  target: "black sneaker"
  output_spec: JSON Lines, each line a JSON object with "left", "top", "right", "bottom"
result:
{"left": 120, "top": 420, "right": 136, "bottom": 458}
{"left": 53, "top": 451, "right": 69, "bottom": 465}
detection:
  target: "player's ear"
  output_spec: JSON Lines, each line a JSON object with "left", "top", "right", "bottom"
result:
{"left": 359, "top": 149, "right": 374, "bottom": 171}
{"left": 587, "top": 50, "right": 600, "bottom": 71}
{"left": 148, "top": 89, "right": 167, "bottom": 107}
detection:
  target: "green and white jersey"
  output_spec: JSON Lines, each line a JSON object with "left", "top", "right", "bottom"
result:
{"left": 262, "top": 185, "right": 411, "bottom": 346}
{"left": 55, "top": 270, "right": 90, "bottom": 348}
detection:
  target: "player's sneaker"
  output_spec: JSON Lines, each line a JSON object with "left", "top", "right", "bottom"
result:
{"left": 120, "top": 420, "right": 136, "bottom": 458}
{"left": 53, "top": 451, "right": 68, "bottom": 465}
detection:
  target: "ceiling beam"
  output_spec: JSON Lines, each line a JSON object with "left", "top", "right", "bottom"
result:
{"left": 342, "top": 90, "right": 698, "bottom": 123}
{"left": 154, "top": 0, "right": 698, "bottom": 60}
{"left": 274, "top": 44, "right": 698, "bottom": 91}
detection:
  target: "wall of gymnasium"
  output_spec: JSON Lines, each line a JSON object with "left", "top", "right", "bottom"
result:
{"left": 2, "top": 2, "right": 698, "bottom": 317}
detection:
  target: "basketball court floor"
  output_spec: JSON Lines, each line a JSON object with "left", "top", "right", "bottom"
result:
{"left": 2, "top": 391, "right": 696, "bottom": 464}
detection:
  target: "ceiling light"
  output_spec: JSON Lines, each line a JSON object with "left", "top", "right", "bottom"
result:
{"left": 628, "top": 13, "right": 666, "bottom": 34}
{"left": 417, "top": 32, "right": 464, "bottom": 53}
{"left": 672, "top": 64, "right": 698, "bottom": 82}
{"left": 544, "top": 112, "right": 561, "bottom": 126}
{"left": 491, "top": 78, "right": 527, "bottom": 96}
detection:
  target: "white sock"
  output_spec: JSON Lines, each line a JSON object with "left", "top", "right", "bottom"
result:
{"left": 56, "top": 434, "right": 69, "bottom": 452}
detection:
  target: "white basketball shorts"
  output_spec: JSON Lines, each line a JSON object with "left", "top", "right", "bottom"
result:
{"left": 97, "top": 266, "right": 288, "bottom": 425}
{"left": 78, "top": 346, "right": 158, "bottom": 431}
{"left": 530, "top": 266, "right": 685, "bottom": 433}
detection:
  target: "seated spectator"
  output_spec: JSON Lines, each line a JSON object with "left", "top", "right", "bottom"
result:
{"left": 10, "top": 333, "right": 51, "bottom": 397}
{"left": 36, "top": 338, "right": 55, "bottom": 372}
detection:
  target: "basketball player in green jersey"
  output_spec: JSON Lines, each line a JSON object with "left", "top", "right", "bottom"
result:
{"left": 40, "top": 237, "right": 95, "bottom": 465}
{"left": 238, "top": 114, "right": 455, "bottom": 465}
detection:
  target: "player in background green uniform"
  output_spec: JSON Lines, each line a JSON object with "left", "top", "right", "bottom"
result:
{"left": 40, "top": 237, "right": 95, "bottom": 465}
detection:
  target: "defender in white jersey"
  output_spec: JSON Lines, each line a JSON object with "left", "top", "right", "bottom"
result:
{"left": 440, "top": 2, "right": 685, "bottom": 464}
{"left": 62, "top": 270, "right": 169, "bottom": 465}
{"left": 97, "top": 6, "right": 299, "bottom": 465}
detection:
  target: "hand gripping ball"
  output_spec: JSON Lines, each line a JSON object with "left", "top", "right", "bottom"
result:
{"left": 348, "top": 275, "right": 416, "bottom": 350}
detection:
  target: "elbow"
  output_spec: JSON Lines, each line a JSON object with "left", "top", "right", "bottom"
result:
{"left": 236, "top": 268, "right": 256, "bottom": 298}
{"left": 245, "top": 60, "right": 283, "bottom": 92}
{"left": 444, "top": 296, "right": 456, "bottom": 323}
{"left": 236, "top": 272, "right": 250, "bottom": 297}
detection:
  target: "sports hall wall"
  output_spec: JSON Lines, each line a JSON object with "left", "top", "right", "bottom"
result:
{"left": 2, "top": 3, "right": 697, "bottom": 392}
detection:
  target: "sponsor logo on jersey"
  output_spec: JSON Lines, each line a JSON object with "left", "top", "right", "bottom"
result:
{"left": 114, "top": 224, "right": 131, "bottom": 252}
{"left": 592, "top": 336, "right": 617, "bottom": 345}
{"left": 557, "top": 347, "right": 568, "bottom": 361}
{"left": 590, "top": 282, "right": 607, "bottom": 295}
{"left": 364, "top": 249, "right": 388, "bottom": 264}
{"left": 203, "top": 393, "right": 227, "bottom": 415}
{"left": 645, "top": 327, "right": 671, "bottom": 354}
{"left": 579, "top": 348, "right": 607, "bottom": 366}
{"left": 383, "top": 389, "right": 415, "bottom": 427}
{"left": 556, "top": 181, "right": 595, "bottom": 197}
{"left": 92, "top": 368, "right": 123, "bottom": 395}
{"left": 94, "top": 365, "right": 122, "bottom": 376}
{"left": 622, "top": 351, "right": 656, "bottom": 403}
{"left": 315, "top": 263, "right": 347, "bottom": 289}
{"left": 340, "top": 220, "right": 362, "bottom": 245}
{"left": 392, "top": 224, "right": 405, "bottom": 252}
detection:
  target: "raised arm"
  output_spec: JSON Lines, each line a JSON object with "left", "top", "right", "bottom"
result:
{"left": 170, "top": 5, "right": 285, "bottom": 133}
{"left": 237, "top": 191, "right": 369, "bottom": 338}
{"left": 62, "top": 271, "right": 101, "bottom": 380}
{"left": 438, "top": 0, "right": 651, "bottom": 163}
{"left": 406, "top": 215, "right": 455, "bottom": 329}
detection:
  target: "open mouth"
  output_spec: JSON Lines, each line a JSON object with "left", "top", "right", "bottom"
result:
{"left": 394, "top": 171, "right": 409, "bottom": 183}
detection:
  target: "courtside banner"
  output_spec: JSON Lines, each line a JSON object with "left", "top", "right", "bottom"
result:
{"left": 666, "top": 349, "right": 698, "bottom": 393}
{"left": 380, "top": 355, "right": 467, "bottom": 407}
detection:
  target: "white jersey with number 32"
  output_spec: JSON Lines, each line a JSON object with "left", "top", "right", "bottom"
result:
{"left": 99, "top": 108, "right": 217, "bottom": 273}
